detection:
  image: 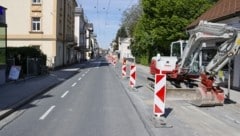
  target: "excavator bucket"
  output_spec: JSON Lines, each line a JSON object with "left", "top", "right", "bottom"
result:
{"left": 166, "top": 88, "right": 197, "bottom": 101}
{"left": 190, "top": 87, "right": 224, "bottom": 107}
{"left": 147, "top": 77, "right": 224, "bottom": 107}
{"left": 147, "top": 77, "right": 198, "bottom": 101}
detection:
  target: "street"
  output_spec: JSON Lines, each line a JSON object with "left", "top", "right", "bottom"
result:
{"left": 0, "top": 57, "right": 240, "bottom": 136}
{"left": 0, "top": 58, "right": 149, "bottom": 136}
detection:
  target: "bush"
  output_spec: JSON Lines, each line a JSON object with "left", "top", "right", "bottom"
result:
{"left": 0, "top": 49, "right": 6, "bottom": 65}
{"left": 139, "top": 55, "right": 149, "bottom": 66}
{"left": 7, "top": 47, "right": 47, "bottom": 75}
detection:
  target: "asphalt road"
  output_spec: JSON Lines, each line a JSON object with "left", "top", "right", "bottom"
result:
{"left": 1, "top": 58, "right": 240, "bottom": 136}
{"left": 0, "top": 58, "right": 150, "bottom": 136}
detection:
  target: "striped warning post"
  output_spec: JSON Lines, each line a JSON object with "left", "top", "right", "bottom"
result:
{"left": 129, "top": 64, "right": 136, "bottom": 88}
{"left": 113, "top": 60, "right": 116, "bottom": 67}
{"left": 154, "top": 74, "right": 166, "bottom": 117}
{"left": 122, "top": 64, "right": 126, "bottom": 78}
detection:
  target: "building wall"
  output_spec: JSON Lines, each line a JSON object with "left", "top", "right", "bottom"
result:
{"left": 1, "top": 0, "right": 78, "bottom": 68}
{"left": 1, "top": 0, "right": 29, "bottom": 35}
{"left": 75, "top": 7, "right": 87, "bottom": 61}
{"left": 119, "top": 38, "right": 133, "bottom": 61}
{"left": 75, "top": 15, "right": 80, "bottom": 46}
{"left": 1, "top": 0, "right": 57, "bottom": 66}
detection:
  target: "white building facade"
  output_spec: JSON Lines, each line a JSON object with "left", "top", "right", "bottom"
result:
{"left": 118, "top": 38, "right": 134, "bottom": 61}
{"left": 75, "top": 6, "right": 87, "bottom": 62}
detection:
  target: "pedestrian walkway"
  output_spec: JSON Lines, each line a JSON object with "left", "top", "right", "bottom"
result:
{"left": 114, "top": 61, "right": 240, "bottom": 134}
{"left": 0, "top": 62, "right": 88, "bottom": 120}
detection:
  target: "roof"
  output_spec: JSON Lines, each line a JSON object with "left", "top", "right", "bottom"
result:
{"left": 187, "top": 0, "right": 240, "bottom": 29}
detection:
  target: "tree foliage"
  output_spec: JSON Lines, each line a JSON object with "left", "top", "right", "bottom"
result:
{"left": 131, "top": 0, "right": 216, "bottom": 64}
{"left": 121, "top": 4, "right": 142, "bottom": 37}
{"left": 113, "top": 3, "right": 142, "bottom": 51}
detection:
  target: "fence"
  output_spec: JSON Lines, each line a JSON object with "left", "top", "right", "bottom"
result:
{"left": 6, "top": 57, "right": 48, "bottom": 80}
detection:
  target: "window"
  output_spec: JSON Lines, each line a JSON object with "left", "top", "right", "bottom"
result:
{"left": 32, "top": 0, "right": 41, "bottom": 4}
{"left": 171, "top": 42, "right": 181, "bottom": 57}
{"left": 32, "top": 17, "right": 41, "bottom": 32}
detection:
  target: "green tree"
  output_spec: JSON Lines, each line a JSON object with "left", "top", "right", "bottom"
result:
{"left": 131, "top": 0, "right": 216, "bottom": 65}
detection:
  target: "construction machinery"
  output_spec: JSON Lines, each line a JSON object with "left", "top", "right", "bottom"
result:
{"left": 150, "top": 20, "right": 240, "bottom": 106}
{"left": 189, "top": 21, "right": 240, "bottom": 106}
{"left": 150, "top": 40, "right": 187, "bottom": 76}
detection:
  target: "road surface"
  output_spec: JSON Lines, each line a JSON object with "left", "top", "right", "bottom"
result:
{"left": 0, "top": 58, "right": 150, "bottom": 136}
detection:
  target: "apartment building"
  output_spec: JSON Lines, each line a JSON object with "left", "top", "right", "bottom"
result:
{"left": 75, "top": 6, "right": 87, "bottom": 62}
{"left": 0, "top": 0, "right": 78, "bottom": 68}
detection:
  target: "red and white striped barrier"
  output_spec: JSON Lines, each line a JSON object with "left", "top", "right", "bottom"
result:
{"left": 154, "top": 74, "right": 166, "bottom": 117}
{"left": 122, "top": 64, "right": 126, "bottom": 78}
{"left": 113, "top": 60, "right": 116, "bottom": 67}
{"left": 129, "top": 64, "right": 136, "bottom": 88}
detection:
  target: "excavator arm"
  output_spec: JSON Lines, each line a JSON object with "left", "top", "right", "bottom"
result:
{"left": 205, "top": 31, "right": 240, "bottom": 75}
{"left": 189, "top": 22, "right": 240, "bottom": 106}
{"left": 173, "top": 21, "right": 234, "bottom": 79}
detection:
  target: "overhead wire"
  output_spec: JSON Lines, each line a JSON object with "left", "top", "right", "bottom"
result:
{"left": 93, "top": 0, "right": 137, "bottom": 46}
{"left": 102, "top": 0, "right": 112, "bottom": 44}
{"left": 96, "top": 0, "right": 100, "bottom": 35}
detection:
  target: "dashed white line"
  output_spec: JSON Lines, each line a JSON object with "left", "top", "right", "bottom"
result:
{"left": 72, "top": 82, "right": 77, "bottom": 87}
{"left": 78, "top": 77, "right": 82, "bottom": 81}
{"left": 61, "top": 90, "right": 69, "bottom": 98}
{"left": 39, "top": 105, "right": 56, "bottom": 120}
{"left": 82, "top": 74, "right": 85, "bottom": 77}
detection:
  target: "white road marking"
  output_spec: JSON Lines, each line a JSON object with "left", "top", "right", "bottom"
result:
{"left": 82, "top": 74, "right": 85, "bottom": 77}
{"left": 85, "top": 71, "right": 88, "bottom": 74}
{"left": 61, "top": 91, "right": 69, "bottom": 98}
{"left": 72, "top": 82, "right": 77, "bottom": 87}
{"left": 225, "top": 115, "right": 240, "bottom": 124}
{"left": 78, "top": 77, "right": 82, "bottom": 81}
{"left": 39, "top": 106, "right": 56, "bottom": 120}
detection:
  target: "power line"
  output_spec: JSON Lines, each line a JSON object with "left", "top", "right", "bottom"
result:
{"left": 103, "top": 0, "right": 112, "bottom": 39}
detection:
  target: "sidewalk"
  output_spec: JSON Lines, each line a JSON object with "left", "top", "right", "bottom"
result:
{"left": 0, "top": 62, "right": 88, "bottom": 120}
{"left": 114, "top": 62, "right": 240, "bottom": 134}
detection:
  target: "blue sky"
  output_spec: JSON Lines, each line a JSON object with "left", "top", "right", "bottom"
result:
{"left": 77, "top": 0, "right": 139, "bottom": 49}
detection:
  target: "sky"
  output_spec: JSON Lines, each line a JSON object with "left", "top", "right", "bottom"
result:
{"left": 77, "top": 0, "right": 139, "bottom": 49}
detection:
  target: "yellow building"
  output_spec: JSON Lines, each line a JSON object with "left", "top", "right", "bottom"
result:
{"left": 0, "top": 0, "right": 78, "bottom": 68}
